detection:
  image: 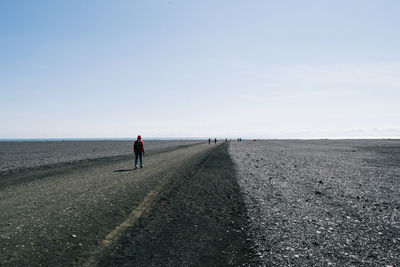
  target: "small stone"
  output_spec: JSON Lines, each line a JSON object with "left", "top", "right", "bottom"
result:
{"left": 294, "top": 254, "right": 299, "bottom": 258}
{"left": 72, "top": 234, "right": 76, "bottom": 238}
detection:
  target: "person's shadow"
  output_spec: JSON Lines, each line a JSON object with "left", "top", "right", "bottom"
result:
{"left": 114, "top": 168, "right": 135, "bottom": 173}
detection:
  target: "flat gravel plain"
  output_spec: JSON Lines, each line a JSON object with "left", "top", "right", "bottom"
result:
{"left": 0, "top": 140, "right": 202, "bottom": 174}
{"left": 229, "top": 139, "right": 400, "bottom": 266}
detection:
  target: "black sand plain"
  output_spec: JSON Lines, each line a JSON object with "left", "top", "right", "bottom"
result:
{"left": 1, "top": 139, "right": 399, "bottom": 266}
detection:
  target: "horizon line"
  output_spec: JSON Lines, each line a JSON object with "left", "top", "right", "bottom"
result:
{"left": 1, "top": 137, "right": 399, "bottom": 141}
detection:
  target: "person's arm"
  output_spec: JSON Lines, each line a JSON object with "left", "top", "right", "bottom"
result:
{"left": 141, "top": 141, "right": 145, "bottom": 154}
{"left": 133, "top": 142, "right": 137, "bottom": 153}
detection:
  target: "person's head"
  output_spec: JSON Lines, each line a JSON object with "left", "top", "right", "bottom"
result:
{"left": 137, "top": 135, "right": 141, "bottom": 140}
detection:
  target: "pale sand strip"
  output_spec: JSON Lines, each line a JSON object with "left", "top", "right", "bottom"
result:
{"left": 83, "top": 168, "right": 174, "bottom": 266}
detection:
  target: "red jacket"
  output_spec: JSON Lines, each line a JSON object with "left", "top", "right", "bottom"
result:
{"left": 134, "top": 140, "right": 145, "bottom": 153}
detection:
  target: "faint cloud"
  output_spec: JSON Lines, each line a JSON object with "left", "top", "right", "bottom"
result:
{"left": 246, "top": 61, "right": 400, "bottom": 93}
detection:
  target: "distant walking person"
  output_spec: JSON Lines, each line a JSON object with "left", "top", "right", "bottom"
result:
{"left": 208, "top": 138, "right": 211, "bottom": 145}
{"left": 134, "top": 135, "right": 145, "bottom": 169}
{"left": 214, "top": 138, "right": 217, "bottom": 144}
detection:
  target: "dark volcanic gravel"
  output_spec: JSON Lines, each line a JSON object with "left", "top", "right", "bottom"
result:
{"left": 229, "top": 139, "right": 400, "bottom": 266}
{"left": 0, "top": 140, "right": 202, "bottom": 175}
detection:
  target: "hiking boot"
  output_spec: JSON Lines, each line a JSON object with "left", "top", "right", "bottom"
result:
{"left": 140, "top": 165, "right": 144, "bottom": 168}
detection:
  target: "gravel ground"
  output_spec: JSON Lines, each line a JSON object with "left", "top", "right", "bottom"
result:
{"left": 229, "top": 139, "right": 400, "bottom": 266}
{"left": 3, "top": 139, "right": 399, "bottom": 266}
{"left": 0, "top": 140, "right": 202, "bottom": 174}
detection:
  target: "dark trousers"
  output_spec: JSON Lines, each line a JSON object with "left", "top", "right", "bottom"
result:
{"left": 135, "top": 152, "right": 143, "bottom": 167}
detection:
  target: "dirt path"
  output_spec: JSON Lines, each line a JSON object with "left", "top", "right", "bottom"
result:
{"left": 0, "top": 142, "right": 252, "bottom": 266}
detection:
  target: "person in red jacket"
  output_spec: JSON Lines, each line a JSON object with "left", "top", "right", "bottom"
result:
{"left": 133, "top": 135, "right": 145, "bottom": 169}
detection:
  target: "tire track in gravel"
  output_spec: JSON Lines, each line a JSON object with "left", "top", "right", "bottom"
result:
{"left": 83, "top": 159, "right": 185, "bottom": 266}
{"left": 0, "top": 143, "right": 217, "bottom": 266}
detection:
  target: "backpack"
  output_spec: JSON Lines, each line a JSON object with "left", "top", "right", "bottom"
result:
{"left": 134, "top": 140, "right": 143, "bottom": 152}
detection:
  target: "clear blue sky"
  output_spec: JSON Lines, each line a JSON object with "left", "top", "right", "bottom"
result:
{"left": 1, "top": 0, "right": 399, "bottom": 139}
